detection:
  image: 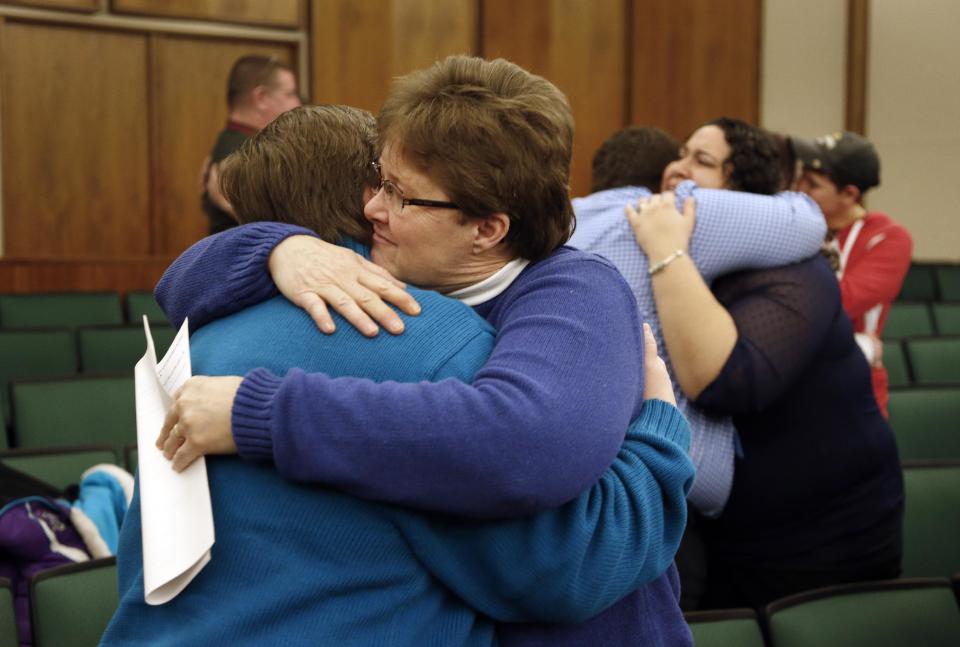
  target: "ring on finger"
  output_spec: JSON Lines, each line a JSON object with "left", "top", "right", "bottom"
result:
{"left": 171, "top": 423, "right": 182, "bottom": 441}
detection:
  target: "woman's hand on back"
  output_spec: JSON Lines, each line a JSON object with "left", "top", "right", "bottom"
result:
{"left": 625, "top": 192, "right": 696, "bottom": 261}
{"left": 642, "top": 323, "right": 676, "bottom": 406}
{"left": 269, "top": 235, "right": 421, "bottom": 337}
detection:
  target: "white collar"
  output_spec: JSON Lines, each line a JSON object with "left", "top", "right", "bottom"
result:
{"left": 447, "top": 257, "right": 530, "bottom": 306}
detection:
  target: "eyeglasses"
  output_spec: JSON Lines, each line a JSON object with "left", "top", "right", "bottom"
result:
{"left": 370, "top": 162, "right": 460, "bottom": 213}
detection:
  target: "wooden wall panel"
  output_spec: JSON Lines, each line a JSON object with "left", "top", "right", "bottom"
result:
{"left": 483, "top": 0, "right": 627, "bottom": 198}
{"left": 149, "top": 36, "right": 295, "bottom": 256}
{"left": 0, "top": 258, "right": 172, "bottom": 294}
{"left": 1, "top": 22, "right": 151, "bottom": 258}
{"left": 310, "top": 0, "right": 477, "bottom": 113}
{"left": 631, "top": 0, "right": 761, "bottom": 139}
{"left": 0, "top": 0, "right": 97, "bottom": 11}
{"left": 111, "top": 0, "right": 304, "bottom": 29}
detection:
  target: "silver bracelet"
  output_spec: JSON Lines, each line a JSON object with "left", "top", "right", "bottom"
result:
{"left": 648, "top": 249, "right": 685, "bottom": 276}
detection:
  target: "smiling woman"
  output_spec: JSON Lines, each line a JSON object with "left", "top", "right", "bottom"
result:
{"left": 150, "top": 55, "right": 695, "bottom": 646}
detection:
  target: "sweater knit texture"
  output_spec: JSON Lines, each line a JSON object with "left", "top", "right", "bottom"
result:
{"left": 108, "top": 233, "right": 695, "bottom": 645}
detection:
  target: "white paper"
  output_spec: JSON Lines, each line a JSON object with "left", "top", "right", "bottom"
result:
{"left": 134, "top": 316, "right": 215, "bottom": 605}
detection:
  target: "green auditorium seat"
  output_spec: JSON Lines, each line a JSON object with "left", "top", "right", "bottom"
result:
{"left": 684, "top": 609, "right": 765, "bottom": 647}
{"left": 883, "top": 340, "right": 911, "bottom": 388}
{"left": 897, "top": 264, "right": 938, "bottom": 302}
{"left": 901, "top": 460, "right": 960, "bottom": 578}
{"left": 125, "top": 290, "right": 169, "bottom": 327}
{"left": 882, "top": 303, "right": 933, "bottom": 339}
{"left": 0, "top": 446, "right": 117, "bottom": 490}
{"left": 935, "top": 265, "right": 960, "bottom": 302}
{"left": 10, "top": 376, "right": 135, "bottom": 456}
{"left": 30, "top": 558, "right": 118, "bottom": 647}
{"left": 0, "top": 328, "right": 78, "bottom": 441}
{"left": 764, "top": 578, "right": 960, "bottom": 647}
{"left": 0, "top": 292, "right": 123, "bottom": 329}
{"left": 0, "top": 578, "right": 17, "bottom": 647}
{"left": 906, "top": 337, "right": 960, "bottom": 384}
{"left": 887, "top": 387, "right": 960, "bottom": 460}
{"left": 78, "top": 325, "right": 176, "bottom": 374}
{"left": 932, "top": 303, "right": 960, "bottom": 335}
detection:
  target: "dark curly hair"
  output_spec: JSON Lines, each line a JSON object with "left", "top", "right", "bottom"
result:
{"left": 705, "top": 117, "right": 782, "bottom": 196}
{"left": 591, "top": 126, "right": 679, "bottom": 193}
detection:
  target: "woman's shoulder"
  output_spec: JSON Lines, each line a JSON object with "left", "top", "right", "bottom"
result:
{"left": 508, "top": 246, "right": 638, "bottom": 310}
{"left": 528, "top": 245, "right": 625, "bottom": 275}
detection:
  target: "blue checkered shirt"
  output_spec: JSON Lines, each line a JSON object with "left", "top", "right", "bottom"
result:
{"left": 570, "top": 181, "right": 825, "bottom": 517}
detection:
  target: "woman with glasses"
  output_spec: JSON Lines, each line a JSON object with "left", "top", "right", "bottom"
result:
{"left": 154, "top": 56, "right": 695, "bottom": 645}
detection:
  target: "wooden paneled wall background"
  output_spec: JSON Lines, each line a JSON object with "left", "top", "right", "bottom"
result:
{"left": 0, "top": 0, "right": 761, "bottom": 294}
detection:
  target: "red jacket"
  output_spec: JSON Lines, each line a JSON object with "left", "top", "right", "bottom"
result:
{"left": 835, "top": 211, "right": 913, "bottom": 416}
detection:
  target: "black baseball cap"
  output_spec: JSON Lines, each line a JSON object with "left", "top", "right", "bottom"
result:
{"left": 790, "top": 131, "right": 880, "bottom": 192}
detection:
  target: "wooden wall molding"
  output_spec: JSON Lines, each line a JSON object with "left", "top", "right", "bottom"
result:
{"left": 0, "top": 3, "right": 304, "bottom": 41}
{"left": 845, "top": 0, "right": 868, "bottom": 134}
{"left": 0, "top": 257, "right": 174, "bottom": 294}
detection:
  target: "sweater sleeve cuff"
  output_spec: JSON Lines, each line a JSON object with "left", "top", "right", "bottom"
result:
{"left": 228, "top": 222, "right": 318, "bottom": 303}
{"left": 635, "top": 399, "right": 691, "bottom": 452}
{"left": 231, "top": 367, "right": 285, "bottom": 460}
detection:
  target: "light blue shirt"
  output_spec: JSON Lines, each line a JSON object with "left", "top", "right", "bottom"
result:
{"left": 570, "top": 180, "right": 826, "bottom": 517}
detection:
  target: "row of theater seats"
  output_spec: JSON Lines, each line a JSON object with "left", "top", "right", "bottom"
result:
{"left": 2, "top": 567, "right": 958, "bottom": 647}
{"left": 686, "top": 576, "right": 960, "bottom": 647}
{"left": 0, "top": 292, "right": 159, "bottom": 645}
{"left": 880, "top": 264, "right": 960, "bottom": 467}
{"left": 1, "top": 288, "right": 958, "bottom": 644}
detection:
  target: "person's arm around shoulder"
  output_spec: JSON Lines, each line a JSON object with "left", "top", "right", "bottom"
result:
{"left": 627, "top": 193, "right": 737, "bottom": 398}
{"left": 391, "top": 324, "right": 694, "bottom": 623}
{"left": 156, "top": 222, "right": 310, "bottom": 330}
{"left": 156, "top": 228, "right": 419, "bottom": 335}
{"left": 682, "top": 182, "right": 827, "bottom": 281}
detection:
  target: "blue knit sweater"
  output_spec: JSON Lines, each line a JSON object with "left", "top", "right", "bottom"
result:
{"left": 149, "top": 228, "right": 696, "bottom": 645}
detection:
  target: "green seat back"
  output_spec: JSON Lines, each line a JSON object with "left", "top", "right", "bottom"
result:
{"left": 935, "top": 266, "right": 960, "bottom": 301}
{"left": 765, "top": 579, "right": 960, "bottom": 647}
{"left": 78, "top": 325, "right": 175, "bottom": 374}
{"left": 907, "top": 337, "right": 960, "bottom": 384}
{"left": 932, "top": 303, "right": 960, "bottom": 335}
{"left": 30, "top": 558, "right": 118, "bottom": 647}
{"left": 0, "top": 578, "right": 17, "bottom": 647}
{"left": 11, "top": 376, "right": 135, "bottom": 455}
{"left": 897, "top": 264, "right": 937, "bottom": 301}
{"left": 882, "top": 303, "right": 933, "bottom": 339}
{"left": 883, "top": 340, "right": 911, "bottom": 388}
{"left": 0, "top": 293, "right": 123, "bottom": 329}
{"left": 901, "top": 461, "right": 960, "bottom": 578}
{"left": 685, "top": 610, "right": 764, "bottom": 647}
{"left": 0, "top": 329, "right": 78, "bottom": 438}
{"left": 888, "top": 388, "right": 960, "bottom": 460}
{"left": 126, "top": 291, "right": 168, "bottom": 326}
{"left": 0, "top": 446, "right": 117, "bottom": 490}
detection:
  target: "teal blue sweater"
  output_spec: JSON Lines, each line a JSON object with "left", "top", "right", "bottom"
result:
{"left": 104, "top": 285, "right": 691, "bottom": 645}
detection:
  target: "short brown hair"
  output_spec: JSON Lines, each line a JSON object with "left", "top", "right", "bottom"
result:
{"left": 591, "top": 126, "right": 680, "bottom": 193}
{"left": 378, "top": 55, "right": 575, "bottom": 262}
{"left": 227, "top": 55, "right": 293, "bottom": 110}
{"left": 219, "top": 105, "right": 377, "bottom": 244}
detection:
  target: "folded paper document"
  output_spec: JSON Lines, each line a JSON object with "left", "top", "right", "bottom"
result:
{"left": 134, "top": 316, "right": 215, "bottom": 605}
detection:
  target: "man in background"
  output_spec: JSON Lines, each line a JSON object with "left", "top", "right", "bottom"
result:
{"left": 792, "top": 131, "right": 912, "bottom": 417}
{"left": 202, "top": 55, "right": 301, "bottom": 235}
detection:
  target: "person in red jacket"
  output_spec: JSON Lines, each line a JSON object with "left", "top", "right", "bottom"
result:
{"left": 792, "top": 131, "right": 913, "bottom": 416}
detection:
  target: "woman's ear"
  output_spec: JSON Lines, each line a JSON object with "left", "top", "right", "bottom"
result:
{"left": 473, "top": 213, "right": 511, "bottom": 253}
